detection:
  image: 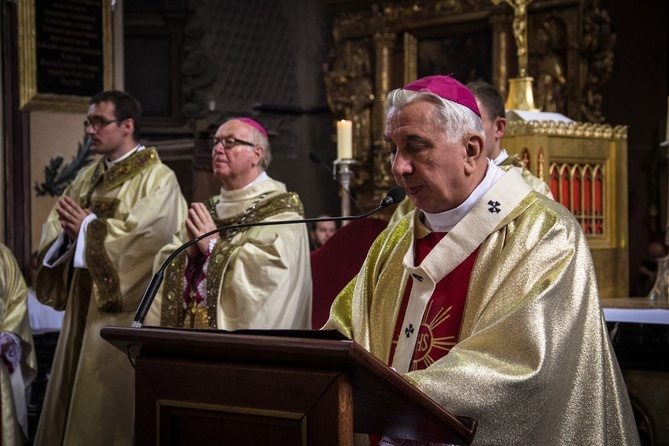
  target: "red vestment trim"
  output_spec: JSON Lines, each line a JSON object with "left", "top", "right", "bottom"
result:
{"left": 389, "top": 231, "right": 480, "bottom": 371}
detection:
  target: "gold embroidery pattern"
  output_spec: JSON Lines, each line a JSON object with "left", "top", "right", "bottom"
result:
{"left": 159, "top": 191, "right": 304, "bottom": 328}
{"left": 89, "top": 197, "right": 119, "bottom": 218}
{"left": 160, "top": 253, "right": 187, "bottom": 327}
{"left": 97, "top": 148, "right": 160, "bottom": 194}
{"left": 205, "top": 191, "right": 304, "bottom": 328}
{"left": 183, "top": 303, "right": 209, "bottom": 329}
{"left": 85, "top": 163, "right": 104, "bottom": 206}
{"left": 205, "top": 242, "right": 235, "bottom": 328}
{"left": 79, "top": 151, "right": 159, "bottom": 313}
{"left": 212, "top": 192, "right": 305, "bottom": 228}
{"left": 86, "top": 218, "right": 122, "bottom": 312}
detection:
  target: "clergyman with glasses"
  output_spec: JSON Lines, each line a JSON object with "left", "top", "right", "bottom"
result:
{"left": 33, "top": 90, "right": 188, "bottom": 446}
{"left": 146, "top": 118, "right": 312, "bottom": 330}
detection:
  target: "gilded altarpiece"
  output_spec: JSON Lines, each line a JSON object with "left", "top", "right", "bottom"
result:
{"left": 503, "top": 122, "right": 628, "bottom": 298}
{"left": 324, "top": 0, "right": 625, "bottom": 296}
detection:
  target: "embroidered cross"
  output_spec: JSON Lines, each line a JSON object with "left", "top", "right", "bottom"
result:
{"left": 488, "top": 200, "right": 501, "bottom": 213}
{"left": 405, "top": 324, "right": 414, "bottom": 338}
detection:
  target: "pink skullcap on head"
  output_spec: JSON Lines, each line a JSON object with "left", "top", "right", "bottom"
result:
{"left": 403, "top": 75, "right": 481, "bottom": 118}
{"left": 232, "top": 117, "right": 267, "bottom": 138}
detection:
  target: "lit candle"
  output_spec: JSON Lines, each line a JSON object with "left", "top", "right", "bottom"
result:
{"left": 337, "top": 120, "right": 353, "bottom": 160}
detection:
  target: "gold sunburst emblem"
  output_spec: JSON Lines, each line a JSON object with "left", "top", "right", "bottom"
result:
{"left": 411, "top": 302, "right": 457, "bottom": 371}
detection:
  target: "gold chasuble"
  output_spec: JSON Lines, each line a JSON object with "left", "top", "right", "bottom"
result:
{"left": 148, "top": 178, "right": 313, "bottom": 331}
{"left": 326, "top": 168, "right": 638, "bottom": 445}
{"left": 0, "top": 244, "right": 36, "bottom": 446}
{"left": 34, "top": 148, "right": 187, "bottom": 446}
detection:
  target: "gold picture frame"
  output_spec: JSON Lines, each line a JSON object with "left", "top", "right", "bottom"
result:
{"left": 18, "top": 0, "right": 113, "bottom": 111}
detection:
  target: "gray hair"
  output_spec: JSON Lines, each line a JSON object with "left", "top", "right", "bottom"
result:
{"left": 386, "top": 89, "right": 484, "bottom": 145}
{"left": 227, "top": 119, "right": 272, "bottom": 170}
{"left": 252, "top": 129, "right": 272, "bottom": 171}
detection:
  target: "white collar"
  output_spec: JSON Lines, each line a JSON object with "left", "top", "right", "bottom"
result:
{"left": 493, "top": 148, "right": 509, "bottom": 166}
{"left": 423, "top": 159, "right": 504, "bottom": 232}
{"left": 242, "top": 171, "right": 270, "bottom": 189}
{"left": 105, "top": 144, "right": 143, "bottom": 168}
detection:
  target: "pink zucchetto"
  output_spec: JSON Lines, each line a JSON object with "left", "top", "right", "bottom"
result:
{"left": 231, "top": 117, "right": 268, "bottom": 138}
{"left": 403, "top": 75, "right": 481, "bottom": 118}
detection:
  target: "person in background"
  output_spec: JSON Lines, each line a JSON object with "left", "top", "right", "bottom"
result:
{"left": 635, "top": 239, "right": 668, "bottom": 296}
{"left": 466, "top": 80, "right": 553, "bottom": 198}
{"left": 0, "top": 243, "right": 37, "bottom": 446}
{"left": 34, "top": 90, "right": 187, "bottom": 446}
{"left": 310, "top": 218, "right": 337, "bottom": 250}
{"left": 325, "top": 75, "right": 639, "bottom": 445}
{"left": 147, "top": 118, "right": 312, "bottom": 330}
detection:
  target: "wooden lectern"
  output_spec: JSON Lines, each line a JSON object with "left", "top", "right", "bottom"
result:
{"left": 101, "top": 326, "right": 477, "bottom": 446}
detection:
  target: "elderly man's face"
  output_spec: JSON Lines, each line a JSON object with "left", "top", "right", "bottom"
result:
{"left": 211, "top": 120, "right": 262, "bottom": 190}
{"left": 386, "top": 101, "right": 480, "bottom": 213}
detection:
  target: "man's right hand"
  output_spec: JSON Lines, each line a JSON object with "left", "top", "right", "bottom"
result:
{"left": 185, "top": 202, "right": 220, "bottom": 259}
{"left": 56, "top": 196, "right": 91, "bottom": 241}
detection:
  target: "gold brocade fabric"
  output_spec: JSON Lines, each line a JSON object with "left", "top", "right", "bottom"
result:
{"left": 33, "top": 148, "right": 188, "bottom": 446}
{"left": 148, "top": 178, "right": 312, "bottom": 331}
{"left": 325, "top": 169, "right": 639, "bottom": 445}
{"left": 0, "top": 244, "right": 37, "bottom": 446}
{"left": 499, "top": 154, "right": 554, "bottom": 200}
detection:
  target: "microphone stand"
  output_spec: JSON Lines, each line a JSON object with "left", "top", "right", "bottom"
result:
{"left": 131, "top": 187, "right": 405, "bottom": 328}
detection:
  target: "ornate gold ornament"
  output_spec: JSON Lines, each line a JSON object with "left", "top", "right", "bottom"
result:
{"left": 323, "top": 0, "right": 617, "bottom": 207}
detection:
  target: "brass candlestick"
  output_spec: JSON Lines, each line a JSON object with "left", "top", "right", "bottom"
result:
{"left": 492, "top": 0, "right": 539, "bottom": 111}
{"left": 505, "top": 77, "right": 539, "bottom": 111}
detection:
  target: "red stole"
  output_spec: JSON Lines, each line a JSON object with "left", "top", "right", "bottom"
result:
{"left": 389, "top": 231, "right": 480, "bottom": 371}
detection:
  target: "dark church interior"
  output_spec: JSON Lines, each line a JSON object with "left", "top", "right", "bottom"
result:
{"left": 1, "top": 0, "right": 668, "bottom": 444}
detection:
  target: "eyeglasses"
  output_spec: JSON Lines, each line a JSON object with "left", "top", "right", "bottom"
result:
{"left": 84, "top": 117, "right": 121, "bottom": 130}
{"left": 210, "top": 137, "right": 256, "bottom": 151}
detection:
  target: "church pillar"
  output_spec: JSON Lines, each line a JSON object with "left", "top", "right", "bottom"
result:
{"left": 371, "top": 29, "right": 397, "bottom": 192}
{"left": 490, "top": 12, "right": 514, "bottom": 99}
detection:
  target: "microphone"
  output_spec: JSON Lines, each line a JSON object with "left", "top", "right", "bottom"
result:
{"left": 131, "top": 186, "right": 406, "bottom": 328}
{"left": 308, "top": 152, "right": 363, "bottom": 213}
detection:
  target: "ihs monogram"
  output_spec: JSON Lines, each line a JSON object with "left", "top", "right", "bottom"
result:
{"left": 411, "top": 302, "right": 457, "bottom": 371}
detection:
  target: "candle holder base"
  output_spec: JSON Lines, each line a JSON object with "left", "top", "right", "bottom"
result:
{"left": 505, "top": 77, "right": 540, "bottom": 112}
{"left": 333, "top": 159, "right": 359, "bottom": 219}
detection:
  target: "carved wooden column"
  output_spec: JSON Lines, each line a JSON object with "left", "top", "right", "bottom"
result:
{"left": 490, "top": 12, "right": 514, "bottom": 99}
{"left": 403, "top": 32, "right": 418, "bottom": 85}
{"left": 372, "top": 29, "right": 396, "bottom": 143}
{"left": 372, "top": 29, "right": 397, "bottom": 192}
